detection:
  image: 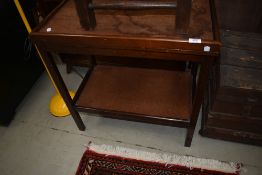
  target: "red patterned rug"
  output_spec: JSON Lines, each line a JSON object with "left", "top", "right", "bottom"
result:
{"left": 76, "top": 144, "right": 241, "bottom": 175}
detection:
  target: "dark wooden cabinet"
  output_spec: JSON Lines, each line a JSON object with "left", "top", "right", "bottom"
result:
{"left": 200, "top": 0, "right": 262, "bottom": 146}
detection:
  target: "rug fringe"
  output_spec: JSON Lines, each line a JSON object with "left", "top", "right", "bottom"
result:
{"left": 86, "top": 143, "right": 241, "bottom": 174}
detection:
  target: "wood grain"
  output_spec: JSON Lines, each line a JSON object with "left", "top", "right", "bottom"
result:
{"left": 76, "top": 65, "right": 192, "bottom": 120}
{"left": 37, "top": 0, "right": 213, "bottom": 40}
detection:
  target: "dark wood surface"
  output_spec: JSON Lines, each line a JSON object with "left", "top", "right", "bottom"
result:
{"left": 31, "top": 0, "right": 220, "bottom": 60}
{"left": 221, "top": 30, "right": 262, "bottom": 52}
{"left": 63, "top": 55, "right": 187, "bottom": 72}
{"left": 201, "top": 29, "right": 262, "bottom": 146}
{"left": 75, "top": 0, "right": 192, "bottom": 34}
{"left": 216, "top": 0, "right": 262, "bottom": 33}
{"left": 206, "top": 113, "right": 262, "bottom": 134}
{"left": 76, "top": 65, "right": 192, "bottom": 120}
{"left": 31, "top": 0, "right": 220, "bottom": 147}
{"left": 220, "top": 47, "right": 262, "bottom": 70}
{"left": 32, "top": 0, "right": 220, "bottom": 57}
{"left": 201, "top": 0, "right": 262, "bottom": 146}
{"left": 94, "top": 56, "right": 187, "bottom": 70}
{"left": 175, "top": 0, "right": 191, "bottom": 34}
{"left": 220, "top": 65, "right": 262, "bottom": 91}
{"left": 37, "top": 0, "right": 213, "bottom": 39}
{"left": 87, "top": 0, "right": 178, "bottom": 10}
{"left": 200, "top": 125, "right": 262, "bottom": 146}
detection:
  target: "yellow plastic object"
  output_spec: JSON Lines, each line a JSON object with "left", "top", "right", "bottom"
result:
{"left": 49, "top": 91, "right": 75, "bottom": 117}
{"left": 14, "top": 0, "right": 74, "bottom": 117}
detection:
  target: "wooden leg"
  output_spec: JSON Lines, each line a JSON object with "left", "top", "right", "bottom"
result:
{"left": 185, "top": 127, "right": 194, "bottom": 147}
{"left": 66, "top": 63, "right": 72, "bottom": 74}
{"left": 37, "top": 44, "right": 86, "bottom": 131}
{"left": 185, "top": 57, "right": 214, "bottom": 147}
{"left": 199, "top": 93, "right": 208, "bottom": 136}
{"left": 176, "top": 0, "right": 192, "bottom": 34}
{"left": 74, "top": 0, "right": 96, "bottom": 30}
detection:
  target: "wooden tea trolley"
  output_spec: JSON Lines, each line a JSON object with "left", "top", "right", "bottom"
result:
{"left": 30, "top": 0, "right": 220, "bottom": 147}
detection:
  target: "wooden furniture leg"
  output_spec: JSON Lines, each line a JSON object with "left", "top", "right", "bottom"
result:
{"left": 176, "top": 0, "right": 192, "bottom": 34}
{"left": 185, "top": 57, "right": 214, "bottom": 147}
{"left": 37, "top": 44, "right": 86, "bottom": 131}
{"left": 66, "top": 63, "right": 73, "bottom": 73}
{"left": 74, "top": 0, "right": 96, "bottom": 30}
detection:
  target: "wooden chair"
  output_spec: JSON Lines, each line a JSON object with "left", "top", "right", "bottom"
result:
{"left": 74, "top": 0, "right": 192, "bottom": 34}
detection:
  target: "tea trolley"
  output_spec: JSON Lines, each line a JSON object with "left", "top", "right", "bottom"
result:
{"left": 30, "top": 0, "right": 220, "bottom": 146}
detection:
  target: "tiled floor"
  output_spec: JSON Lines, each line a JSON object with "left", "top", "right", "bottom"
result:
{"left": 0, "top": 65, "right": 261, "bottom": 175}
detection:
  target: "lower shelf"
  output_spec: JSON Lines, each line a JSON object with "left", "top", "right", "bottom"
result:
{"left": 75, "top": 65, "right": 192, "bottom": 125}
